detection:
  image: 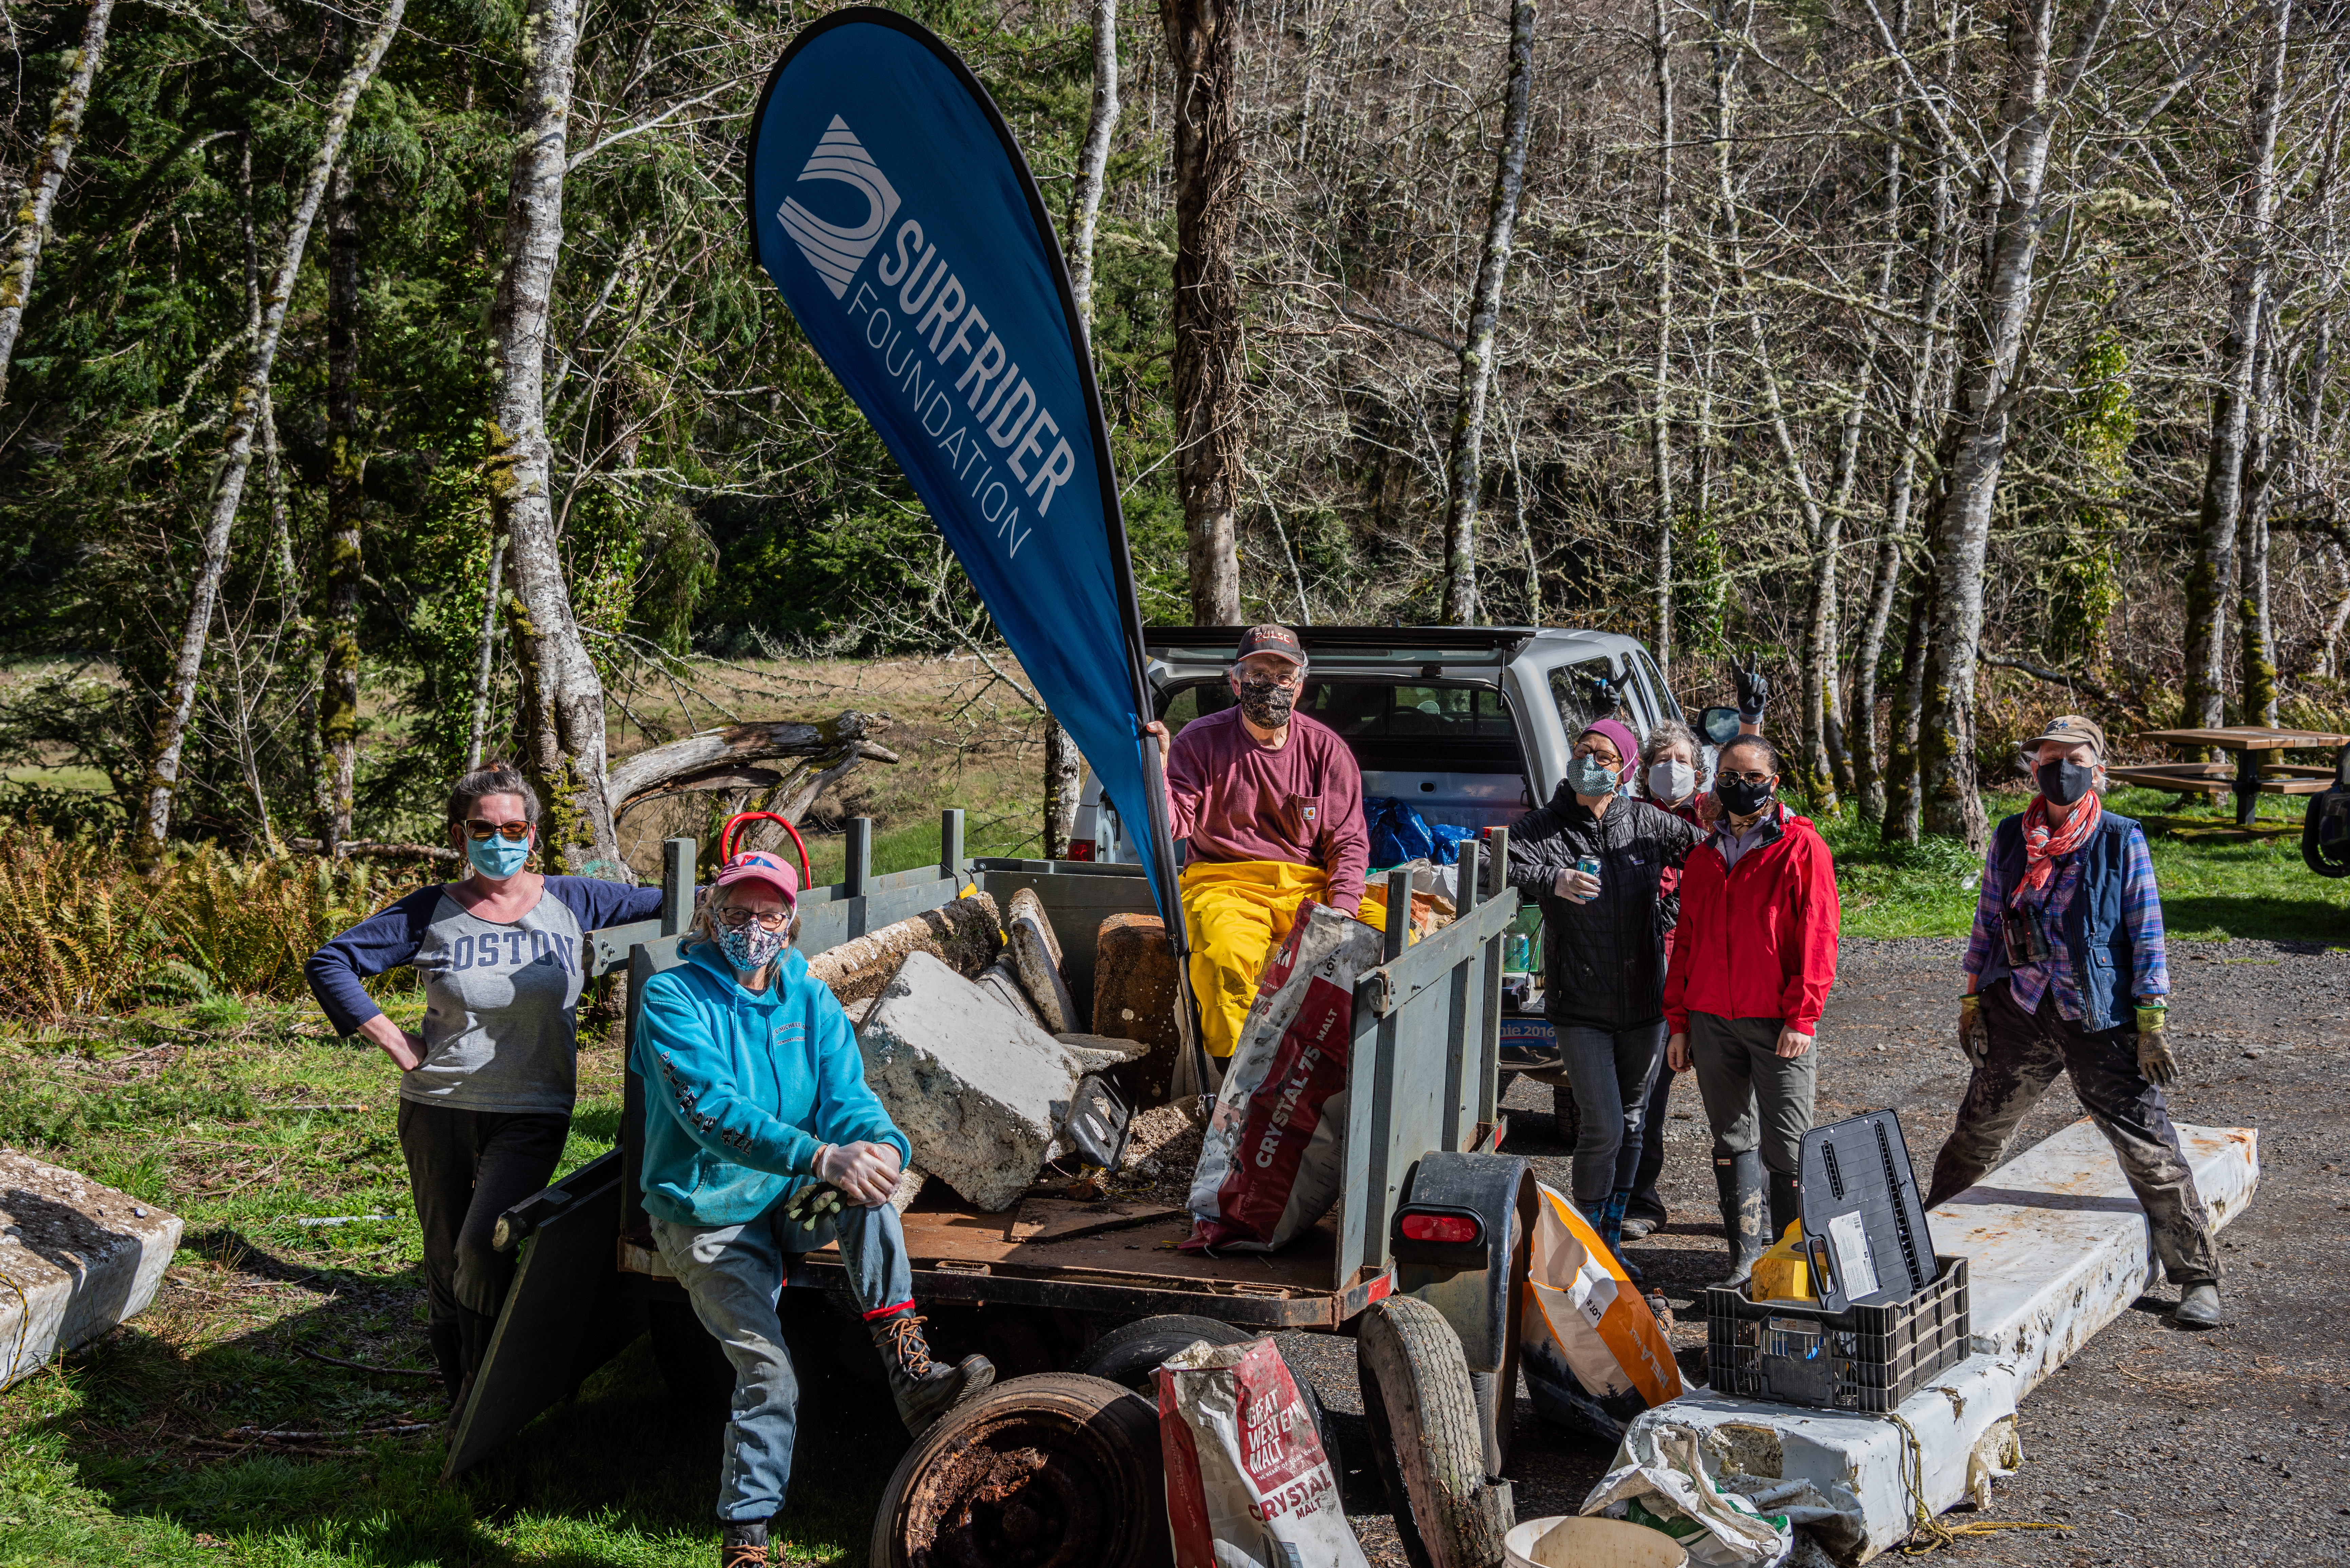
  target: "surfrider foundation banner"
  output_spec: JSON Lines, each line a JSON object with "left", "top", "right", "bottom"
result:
{"left": 746, "top": 7, "right": 1179, "bottom": 918}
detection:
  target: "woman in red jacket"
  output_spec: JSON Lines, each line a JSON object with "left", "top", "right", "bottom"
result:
{"left": 1662, "top": 734, "right": 1840, "bottom": 1283}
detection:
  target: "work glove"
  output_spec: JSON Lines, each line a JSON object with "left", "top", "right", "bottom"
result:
{"left": 1734, "top": 666, "right": 1770, "bottom": 722}
{"left": 814, "top": 1141, "right": 903, "bottom": 1207}
{"left": 2135, "top": 1005, "right": 2178, "bottom": 1088}
{"left": 1956, "top": 993, "right": 1989, "bottom": 1068}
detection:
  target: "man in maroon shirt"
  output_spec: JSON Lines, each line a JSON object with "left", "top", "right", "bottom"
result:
{"left": 1145, "top": 625, "right": 1381, "bottom": 1061}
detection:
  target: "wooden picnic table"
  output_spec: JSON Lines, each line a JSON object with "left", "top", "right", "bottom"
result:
{"left": 2124, "top": 726, "right": 2350, "bottom": 826}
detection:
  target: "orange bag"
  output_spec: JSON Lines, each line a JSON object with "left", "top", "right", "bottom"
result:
{"left": 1520, "top": 1181, "right": 1682, "bottom": 1438}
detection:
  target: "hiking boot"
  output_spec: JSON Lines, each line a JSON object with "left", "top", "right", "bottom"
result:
{"left": 720, "top": 1517, "right": 770, "bottom": 1568}
{"left": 1713, "top": 1151, "right": 1769, "bottom": 1289}
{"left": 872, "top": 1313, "right": 995, "bottom": 1437}
{"left": 2173, "top": 1283, "right": 2227, "bottom": 1329}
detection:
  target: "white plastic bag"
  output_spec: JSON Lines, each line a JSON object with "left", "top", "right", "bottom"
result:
{"left": 1582, "top": 1422, "right": 1794, "bottom": 1568}
{"left": 1158, "top": 1336, "right": 1369, "bottom": 1568}
{"left": 1521, "top": 1181, "right": 1683, "bottom": 1439}
{"left": 1184, "top": 901, "right": 1381, "bottom": 1251}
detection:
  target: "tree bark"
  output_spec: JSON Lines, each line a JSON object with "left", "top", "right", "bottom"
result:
{"left": 321, "top": 162, "right": 364, "bottom": 855}
{"left": 1048, "top": 0, "right": 1123, "bottom": 857}
{"left": 1066, "top": 0, "right": 1120, "bottom": 333}
{"left": 2192, "top": 0, "right": 2291, "bottom": 732}
{"left": 487, "top": 0, "right": 619, "bottom": 876}
{"left": 0, "top": 0, "right": 115, "bottom": 406}
{"left": 465, "top": 528, "right": 506, "bottom": 770}
{"left": 1647, "top": 0, "right": 1675, "bottom": 662}
{"left": 1438, "top": 0, "right": 1537, "bottom": 625}
{"left": 1161, "top": 0, "right": 1243, "bottom": 622}
{"left": 134, "top": 0, "right": 407, "bottom": 863}
{"left": 2238, "top": 313, "right": 2279, "bottom": 725}
{"left": 1916, "top": 0, "right": 2114, "bottom": 851}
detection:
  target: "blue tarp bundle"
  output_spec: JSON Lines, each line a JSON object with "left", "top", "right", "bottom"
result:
{"left": 1366, "top": 798, "right": 1478, "bottom": 868}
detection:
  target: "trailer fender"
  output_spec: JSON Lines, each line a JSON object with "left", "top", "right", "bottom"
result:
{"left": 1387, "top": 1151, "right": 1533, "bottom": 1375}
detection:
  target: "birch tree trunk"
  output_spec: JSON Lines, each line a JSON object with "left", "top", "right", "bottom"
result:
{"left": 2237, "top": 315, "right": 2279, "bottom": 725}
{"left": 1048, "top": 0, "right": 1122, "bottom": 856}
{"left": 1647, "top": 0, "right": 1676, "bottom": 661}
{"left": 488, "top": 0, "right": 619, "bottom": 875}
{"left": 466, "top": 528, "right": 507, "bottom": 770}
{"left": 321, "top": 163, "right": 364, "bottom": 855}
{"left": 1916, "top": 0, "right": 2114, "bottom": 851}
{"left": 1438, "top": 0, "right": 1536, "bottom": 625}
{"left": 0, "top": 0, "right": 115, "bottom": 406}
{"left": 1161, "top": 0, "right": 1243, "bottom": 622}
{"left": 134, "top": 0, "right": 407, "bottom": 863}
{"left": 2187, "top": 0, "right": 2291, "bottom": 732}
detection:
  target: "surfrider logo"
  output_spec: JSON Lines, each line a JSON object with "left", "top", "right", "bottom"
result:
{"left": 779, "top": 116, "right": 900, "bottom": 299}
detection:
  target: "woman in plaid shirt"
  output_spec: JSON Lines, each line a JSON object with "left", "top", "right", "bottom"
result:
{"left": 1927, "top": 714, "right": 2226, "bottom": 1329}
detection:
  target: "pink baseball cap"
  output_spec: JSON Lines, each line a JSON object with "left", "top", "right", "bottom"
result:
{"left": 713, "top": 849, "right": 799, "bottom": 906}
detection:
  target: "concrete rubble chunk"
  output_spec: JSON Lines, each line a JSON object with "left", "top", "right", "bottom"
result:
{"left": 1089, "top": 912, "right": 1183, "bottom": 1105}
{"left": 807, "top": 891, "right": 1002, "bottom": 1007}
{"left": 0, "top": 1150, "right": 182, "bottom": 1390}
{"left": 1055, "top": 1032, "right": 1151, "bottom": 1076}
{"left": 857, "top": 950, "right": 1084, "bottom": 1212}
{"left": 1005, "top": 887, "right": 1079, "bottom": 1033}
{"left": 977, "top": 956, "right": 1045, "bottom": 1027}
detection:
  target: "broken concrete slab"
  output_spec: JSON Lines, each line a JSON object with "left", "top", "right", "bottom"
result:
{"left": 1055, "top": 1032, "right": 1151, "bottom": 1076}
{"left": 1611, "top": 1120, "right": 2259, "bottom": 1563}
{"left": 0, "top": 1150, "right": 182, "bottom": 1390}
{"left": 1089, "top": 912, "right": 1182, "bottom": 1104}
{"left": 807, "top": 891, "right": 1002, "bottom": 1007}
{"left": 977, "top": 956, "right": 1045, "bottom": 1027}
{"left": 857, "top": 950, "right": 1084, "bottom": 1212}
{"left": 1006, "top": 887, "right": 1079, "bottom": 1033}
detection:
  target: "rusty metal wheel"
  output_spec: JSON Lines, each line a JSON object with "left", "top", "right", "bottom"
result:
{"left": 867, "top": 1371, "right": 1171, "bottom": 1568}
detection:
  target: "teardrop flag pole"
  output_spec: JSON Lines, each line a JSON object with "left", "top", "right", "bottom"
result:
{"left": 744, "top": 6, "right": 1208, "bottom": 1098}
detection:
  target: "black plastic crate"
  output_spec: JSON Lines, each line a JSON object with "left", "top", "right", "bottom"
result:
{"left": 1706, "top": 1255, "right": 1971, "bottom": 1413}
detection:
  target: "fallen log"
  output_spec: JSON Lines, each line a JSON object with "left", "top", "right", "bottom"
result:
{"left": 607, "top": 712, "right": 900, "bottom": 811}
{"left": 285, "top": 838, "right": 460, "bottom": 864}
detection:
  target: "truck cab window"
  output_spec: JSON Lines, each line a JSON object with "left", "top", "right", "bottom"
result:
{"left": 1547, "top": 657, "right": 1633, "bottom": 738}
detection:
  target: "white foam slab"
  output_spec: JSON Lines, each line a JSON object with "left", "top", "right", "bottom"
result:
{"left": 1609, "top": 1120, "right": 2259, "bottom": 1564}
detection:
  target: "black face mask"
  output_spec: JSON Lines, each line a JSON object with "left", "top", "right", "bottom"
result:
{"left": 2036, "top": 759, "right": 2096, "bottom": 806}
{"left": 1236, "top": 673, "right": 1297, "bottom": 730}
{"left": 1714, "top": 775, "right": 1775, "bottom": 817}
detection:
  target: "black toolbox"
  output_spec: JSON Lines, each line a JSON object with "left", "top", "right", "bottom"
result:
{"left": 1705, "top": 1254, "right": 1972, "bottom": 1413}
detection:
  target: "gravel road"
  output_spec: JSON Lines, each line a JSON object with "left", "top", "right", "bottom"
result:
{"left": 1278, "top": 935, "right": 2350, "bottom": 1568}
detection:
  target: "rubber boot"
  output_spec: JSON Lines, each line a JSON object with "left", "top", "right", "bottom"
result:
{"left": 720, "top": 1517, "right": 771, "bottom": 1568}
{"left": 1768, "top": 1168, "right": 1803, "bottom": 1243}
{"left": 872, "top": 1312, "right": 995, "bottom": 1437}
{"left": 1594, "top": 1188, "right": 1642, "bottom": 1284}
{"left": 1713, "top": 1152, "right": 1769, "bottom": 1288}
{"left": 426, "top": 1319, "right": 465, "bottom": 1408}
{"left": 2173, "top": 1283, "right": 2226, "bottom": 1328}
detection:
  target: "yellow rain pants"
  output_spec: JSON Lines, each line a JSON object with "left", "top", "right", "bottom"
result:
{"left": 1179, "top": 860, "right": 1395, "bottom": 1058}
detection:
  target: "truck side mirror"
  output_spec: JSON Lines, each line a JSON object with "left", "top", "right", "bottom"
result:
{"left": 1698, "top": 705, "right": 1743, "bottom": 746}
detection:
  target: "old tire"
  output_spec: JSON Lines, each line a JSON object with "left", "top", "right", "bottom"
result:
{"left": 1358, "top": 1297, "right": 1512, "bottom": 1568}
{"left": 1552, "top": 1084, "right": 1580, "bottom": 1150}
{"left": 868, "top": 1371, "right": 1171, "bottom": 1568}
{"left": 1072, "top": 1315, "right": 1342, "bottom": 1479}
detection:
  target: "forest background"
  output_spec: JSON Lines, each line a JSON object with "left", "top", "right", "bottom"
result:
{"left": 1, "top": 0, "right": 2346, "bottom": 915}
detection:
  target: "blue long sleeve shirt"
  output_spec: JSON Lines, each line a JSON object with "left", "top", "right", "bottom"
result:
{"left": 635, "top": 941, "right": 911, "bottom": 1226}
{"left": 303, "top": 876, "right": 662, "bottom": 1113}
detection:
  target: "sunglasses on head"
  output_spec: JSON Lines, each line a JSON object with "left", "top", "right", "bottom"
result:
{"left": 465, "top": 818, "right": 531, "bottom": 841}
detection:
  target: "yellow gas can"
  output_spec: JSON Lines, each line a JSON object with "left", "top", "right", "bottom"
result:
{"left": 1750, "top": 1222, "right": 1815, "bottom": 1302}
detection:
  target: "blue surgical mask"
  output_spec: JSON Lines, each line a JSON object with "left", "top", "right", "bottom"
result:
{"left": 1568, "top": 755, "right": 1619, "bottom": 797}
{"left": 466, "top": 833, "right": 531, "bottom": 880}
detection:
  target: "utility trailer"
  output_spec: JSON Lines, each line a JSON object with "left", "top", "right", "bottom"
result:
{"left": 454, "top": 811, "right": 1533, "bottom": 1568}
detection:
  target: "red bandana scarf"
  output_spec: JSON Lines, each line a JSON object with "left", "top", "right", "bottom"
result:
{"left": 2016, "top": 790, "right": 2102, "bottom": 898}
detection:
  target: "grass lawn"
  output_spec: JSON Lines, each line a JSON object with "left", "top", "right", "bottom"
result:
{"left": 0, "top": 997, "right": 896, "bottom": 1567}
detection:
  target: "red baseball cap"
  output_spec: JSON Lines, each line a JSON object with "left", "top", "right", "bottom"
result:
{"left": 1235, "top": 623, "right": 1307, "bottom": 669}
{"left": 713, "top": 849, "right": 799, "bottom": 906}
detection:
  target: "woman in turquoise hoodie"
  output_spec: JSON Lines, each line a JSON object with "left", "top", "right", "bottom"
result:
{"left": 636, "top": 848, "right": 993, "bottom": 1568}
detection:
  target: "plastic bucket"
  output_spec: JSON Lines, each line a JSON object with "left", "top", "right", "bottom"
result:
{"left": 1503, "top": 1514, "right": 1690, "bottom": 1568}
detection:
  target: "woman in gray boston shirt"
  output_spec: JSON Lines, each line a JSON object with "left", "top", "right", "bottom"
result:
{"left": 305, "top": 764, "right": 662, "bottom": 1411}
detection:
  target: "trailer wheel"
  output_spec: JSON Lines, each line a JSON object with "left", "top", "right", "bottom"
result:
{"left": 1552, "top": 1084, "right": 1580, "bottom": 1150}
{"left": 868, "top": 1372, "right": 1171, "bottom": 1568}
{"left": 1072, "top": 1315, "right": 1342, "bottom": 1480}
{"left": 1357, "top": 1297, "right": 1512, "bottom": 1568}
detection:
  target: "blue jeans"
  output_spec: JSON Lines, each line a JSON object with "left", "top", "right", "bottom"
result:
{"left": 1556, "top": 1019, "right": 1668, "bottom": 1207}
{"left": 651, "top": 1190, "right": 915, "bottom": 1523}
